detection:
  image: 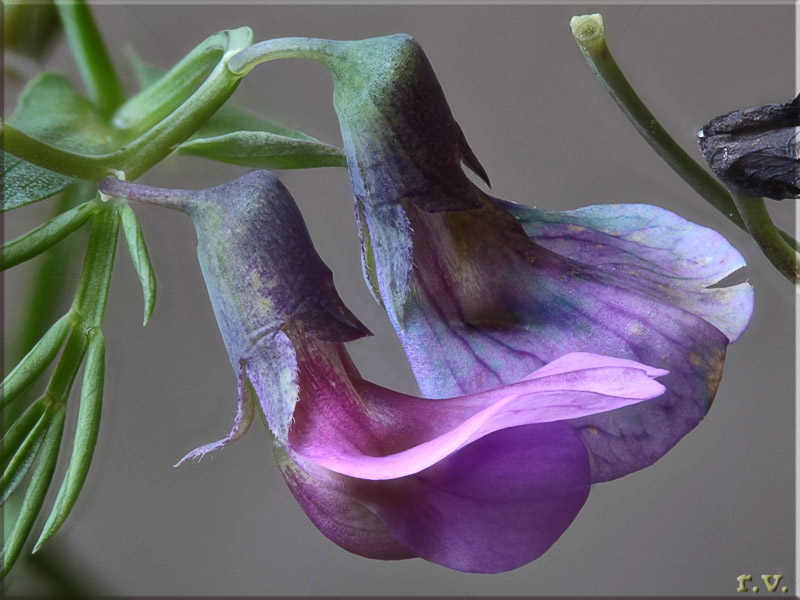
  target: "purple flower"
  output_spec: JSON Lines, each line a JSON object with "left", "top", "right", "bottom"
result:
{"left": 100, "top": 171, "right": 668, "bottom": 573}
{"left": 295, "top": 34, "right": 755, "bottom": 482}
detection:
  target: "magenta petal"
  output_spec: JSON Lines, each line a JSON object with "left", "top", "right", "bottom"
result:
{"left": 361, "top": 422, "right": 591, "bottom": 573}
{"left": 278, "top": 422, "right": 591, "bottom": 573}
{"left": 275, "top": 445, "right": 415, "bottom": 561}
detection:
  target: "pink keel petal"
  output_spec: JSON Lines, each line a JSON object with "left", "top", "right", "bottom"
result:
{"left": 293, "top": 351, "right": 666, "bottom": 480}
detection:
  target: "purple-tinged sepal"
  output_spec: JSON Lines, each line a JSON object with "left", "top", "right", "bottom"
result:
{"left": 99, "top": 171, "right": 371, "bottom": 451}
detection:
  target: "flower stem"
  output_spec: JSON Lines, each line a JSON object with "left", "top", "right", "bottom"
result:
{"left": 55, "top": 0, "right": 125, "bottom": 119}
{"left": 731, "top": 192, "right": 799, "bottom": 284}
{"left": 1, "top": 121, "right": 111, "bottom": 180}
{"left": 228, "top": 37, "right": 340, "bottom": 76}
{"left": 569, "top": 13, "right": 799, "bottom": 252}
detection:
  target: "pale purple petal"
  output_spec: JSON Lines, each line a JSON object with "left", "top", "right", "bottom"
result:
{"left": 500, "top": 200, "right": 754, "bottom": 342}
{"left": 394, "top": 197, "right": 736, "bottom": 482}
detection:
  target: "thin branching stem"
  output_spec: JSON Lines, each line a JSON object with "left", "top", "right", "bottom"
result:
{"left": 569, "top": 13, "right": 798, "bottom": 252}
{"left": 732, "top": 192, "right": 800, "bottom": 284}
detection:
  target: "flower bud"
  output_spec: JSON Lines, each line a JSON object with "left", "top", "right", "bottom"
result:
{"left": 698, "top": 94, "right": 799, "bottom": 200}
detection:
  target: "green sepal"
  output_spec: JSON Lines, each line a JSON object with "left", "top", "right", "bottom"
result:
{"left": 1, "top": 312, "right": 74, "bottom": 411}
{"left": 34, "top": 332, "right": 105, "bottom": 553}
{"left": 1, "top": 200, "right": 100, "bottom": 270}
{"left": 0, "top": 401, "right": 51, "bottom": 506}
{"left": 177, "top": 131, "right": 346, "bottom": 170}
{"left": 1, "top": 404, "right": 65, "bottom": 579}
{"left": 120, "top": 205, "right": 157, "bottom": 325}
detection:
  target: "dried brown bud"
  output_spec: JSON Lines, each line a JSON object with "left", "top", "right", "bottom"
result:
{"left": 698, "top": 95, "right": 799, "bottom": 200}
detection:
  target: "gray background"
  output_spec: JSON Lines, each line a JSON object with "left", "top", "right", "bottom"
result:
{"left": 4, "top": 3, "right": 795, "bottom": 597}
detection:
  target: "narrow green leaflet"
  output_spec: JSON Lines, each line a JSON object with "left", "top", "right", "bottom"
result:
{"left": 115, "top": 40, "right": 221, "bottom": 136}
{"left": 120, "top": 205, "right": 157, "bottom": 325}
{"left": 4, "top": 72, "right": 119, "bottom": 211}
{"left": 177, "top": 131, "right": 347, "bottom": 169}
{"left": 191, "top": 104, "right": 320, "bottom": 142}
{"left": 35, "top": 333, "right": 105, "bottom": 552}
{"left": 0, "top": 397, "right": 47, "bottom": 470}
{"left": 55, "top": 1, "right": 125, "bottom": 119}
{"left": 10, "top": 182, "right": 95, "bottom": 370}
{"left": 127, "top": 50, "right": 316, "bottom": 140}
{"left": 1, "top": 200, "right": 100, "bottom": 270}
{"left": 1, "top": 405, "right": 65, "bottom": 578}
{"left": 0, "top": 404, "right": 50, "bottom": 506}
{"left": 1, "top": 312, "right": 74, "bottom": 411}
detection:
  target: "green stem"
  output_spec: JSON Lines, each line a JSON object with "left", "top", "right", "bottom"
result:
{"left": 732, "top": 193, "right": 799, "bottom": 284}
{"left": 2, "top": 27, "right": 253, "bottom": 181}
{"left": 44, "top": 204, "right": 119, "bottom": 405}
{"left": 569, "top": 14, "right": 799, "bottom": 252}
{"left": 55, "top": 0, "right": 125, "bottom": 119}
{"left": 113, "top": 30, "right": 230, "bottom": 137}
{"left": 2, "top": 122, "right": 110, "bottom": 180}
{"left": 228, "top": 37, "right": 341, "bottom": 75}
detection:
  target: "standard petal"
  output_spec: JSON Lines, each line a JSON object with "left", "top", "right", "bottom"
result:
{"left": 397, "top": 198, "right": 734, "bottom": 482}
{"left": 499, "top": 200, "right": 754, "bottom": 342}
